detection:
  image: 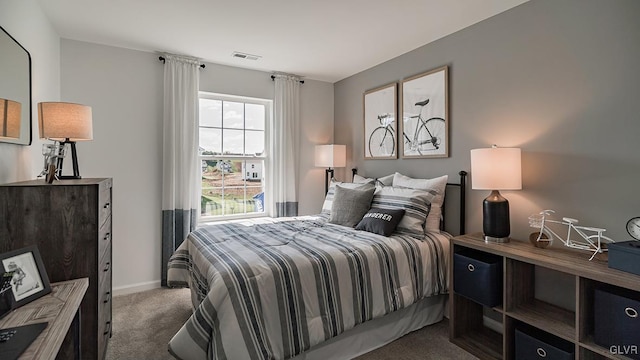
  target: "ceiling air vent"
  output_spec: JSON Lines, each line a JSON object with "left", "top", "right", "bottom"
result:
{"left": 232, "top": 52, "right": 261, "bottom": 61}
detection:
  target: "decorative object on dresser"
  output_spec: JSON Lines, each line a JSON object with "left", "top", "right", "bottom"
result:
{"left": 400, "top": 65, "right": 448, "bottom": 158}
{"left": 470, "top": 145, "right": 522, "bottom": 243}
{"left": 0, "top": 178, "right": 113, "bottom": 360}
{"left": 38, "top": 102, "right": 93, "bottom": 179}
{"left": 314, "top": 144, "right": 346, "bottom": 194}
{"left": 363, "top": 82, "right": 398, "bottom": 159}
{"left": 450, "top": 233, "right": 640, "bottom": 360}
{"left": 528, "top": 209, "right": 614, "bottom": 260}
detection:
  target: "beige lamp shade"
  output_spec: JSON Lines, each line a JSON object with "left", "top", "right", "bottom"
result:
{"left": 38, "top": 102, "right": 93, "bottom": 141}
{"left": 315, "top": 144, "right": 346, "bottom": 168}
{"left": 0, "top": 98, "right": 21, "bottom": 138}
{"left": 470, "top": 146, "right": 522, "bottom": 190}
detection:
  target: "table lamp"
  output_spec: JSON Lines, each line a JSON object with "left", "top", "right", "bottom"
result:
{"left": 38, "top": 102, "right": 93, "bottom": 179}
{"left": 470, "top": 145, "right": 522, "bottom": 243}
{"left": 315, "top": 144, "right": 346, "bottom": 194}
{"left": 0, "top": 98, "right": 21, "bottom": 138}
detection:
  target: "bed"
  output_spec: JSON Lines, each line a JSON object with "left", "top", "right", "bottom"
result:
{"left": 167, "top": 171, "right": 467, "bottom": 360}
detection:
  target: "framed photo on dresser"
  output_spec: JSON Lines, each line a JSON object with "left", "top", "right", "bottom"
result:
{"left": 0, "top": 245, "right": 51, "bottom": 308}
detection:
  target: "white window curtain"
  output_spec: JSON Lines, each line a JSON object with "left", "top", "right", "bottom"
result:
{"left": 268, "top": 74, "right": 301, "bottom": 217}
{"left": 161, "top": 54, "right": 200, "bottom": 286}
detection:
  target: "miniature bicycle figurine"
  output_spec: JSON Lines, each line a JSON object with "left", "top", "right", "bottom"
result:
{"left": 528, "top": 210, "right": 615, "bottom": 260}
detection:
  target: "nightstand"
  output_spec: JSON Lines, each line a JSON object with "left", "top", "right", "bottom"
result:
{"left": 449, "top": 233, "right": 640, "bottom": 360}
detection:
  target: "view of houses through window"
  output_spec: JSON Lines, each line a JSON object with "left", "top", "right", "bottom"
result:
{"left": 198, "top": 93, "right": 270, "bottom": 219}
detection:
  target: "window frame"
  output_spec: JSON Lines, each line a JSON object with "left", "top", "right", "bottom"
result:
{"left": 198, "top": 91, "right": 271, "bottom": 223}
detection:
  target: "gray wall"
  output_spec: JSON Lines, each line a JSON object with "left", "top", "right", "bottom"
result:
{"left": 0, "top": 0, "right": 60, "bottom": 183}
{"left": 61, "top": 39, "right": 334, "bottom": 293}
{"left": 334, "top": 0, "right": 640, "bottom": 244}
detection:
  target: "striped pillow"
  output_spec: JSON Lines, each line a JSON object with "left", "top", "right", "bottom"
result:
{"left": 321, "top": 181, "right": 375, "bottom": 215}
{"left": 371, "top": 186, "right": 436, "bottom": 235}
{"left": 392, "top": 173, "right": 448, "bottom": 232}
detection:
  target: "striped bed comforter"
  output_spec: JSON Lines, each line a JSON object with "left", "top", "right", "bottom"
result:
{"left": 167, "top": 215, "right": 449, "bottom": 360}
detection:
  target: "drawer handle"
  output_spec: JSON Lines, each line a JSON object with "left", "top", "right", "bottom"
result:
{"left": 104, "top": 233, "right": 111, "bottom": 241}
{"left": 104, "top": 202, "right": 111, "bottom": 209}
{"left": 536, "top": 347, "right": 547, "bottom": 358}
{"left": 467, "top": 264, "right": 475, "bottom": 272}
{"left": 626, "top": 307, "right": 638, "bottom": 318}
{"left": 104, "top": 262, "right": 110, "bottom": 272}
{"left": 104, "top": 291, "right": 111, "bottom": 304}
{"left": 104, "top": 321, "right": 111, "bottom": 335}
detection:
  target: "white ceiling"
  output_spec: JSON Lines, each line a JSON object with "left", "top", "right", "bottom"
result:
{"left": 38, "top": 0, "right": 528, "bottom": 83}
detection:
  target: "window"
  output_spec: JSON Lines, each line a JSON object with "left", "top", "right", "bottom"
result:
{"left": 198, "top": 92, "right": 270, "bottom": 220}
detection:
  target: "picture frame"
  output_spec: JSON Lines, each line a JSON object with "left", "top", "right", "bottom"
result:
{"left": 0, "top": 245, "right": 51, "bottom": 308}
{"left": 400, "top": 65, "right": 449, "bottom": 158}
{"left": 363, "top": 82, "right": 397, "bottom": 159}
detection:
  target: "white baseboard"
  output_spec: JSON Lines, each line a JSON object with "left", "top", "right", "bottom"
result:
{"left": 483, "top": 315, "right": 503, "bottom": 334}
{"left": 113, "top": 280, "right": 161, "bottom": 297}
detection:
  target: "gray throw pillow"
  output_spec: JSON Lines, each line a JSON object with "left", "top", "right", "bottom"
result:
{"left": 329, "top": 184, "right": 375, "bottom": 227}
{"left": 355, "top": 208, "right": 406, "bottom": 236}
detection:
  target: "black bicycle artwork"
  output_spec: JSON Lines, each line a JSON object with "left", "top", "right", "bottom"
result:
{"left": 368, "top": 99, "right": 445, "bottom": 157}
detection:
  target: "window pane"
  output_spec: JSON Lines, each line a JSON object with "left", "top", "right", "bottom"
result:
{"left": 200, "top": 98, "right": 222, "bottom": 128}
{"left": 245, "top": 103, "right": 265, "bottom": 130}
{"left": 245, "top": 130, "right": 265, "bottom": 156}
{"left": 222, "top": 129, "right": 244, "bottom": 155}
{"left": 223, "top": 101, "right": 244, "bottom": 129}
{"left": 201, "top": 187, "right": 224, "bottom": 216}
{"left": 199, "top": 128, "right": 221, "bottom": 154}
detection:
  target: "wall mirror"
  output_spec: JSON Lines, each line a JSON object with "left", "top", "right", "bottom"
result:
{"left": 0, "top": 26, "right": 31, "bottom": 145}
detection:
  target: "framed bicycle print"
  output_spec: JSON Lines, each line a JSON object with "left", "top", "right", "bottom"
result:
{"left": 400, "top": 65, "right": 449, "bottom": 158}
{"left": 363, "top": 82, "right": 397, "bottom": 159}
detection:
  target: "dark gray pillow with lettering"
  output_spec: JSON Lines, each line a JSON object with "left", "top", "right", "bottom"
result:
{"left": 355, "top": 208, "right": 406, "bottom": 236}
{"left": 329, "top": 184, "right": 375, "bottom": 227}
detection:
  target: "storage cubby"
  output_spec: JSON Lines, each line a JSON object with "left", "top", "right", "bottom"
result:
{"left": 450, "top": 233, "right": 640, "bottom": 360}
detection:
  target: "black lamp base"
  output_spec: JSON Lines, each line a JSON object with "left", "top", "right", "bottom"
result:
{"left": 324, "top": 168, "right": 334, "bottom": 195}
{"left": 483, "top": 190, "right": 510, "bottom": 243}
{"left": 56, "top": 140, "right": 82, "bottom": 180}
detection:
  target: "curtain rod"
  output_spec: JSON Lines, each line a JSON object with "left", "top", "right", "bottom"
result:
{"left": 270, "top": 75, "right": 304, "bottom": 84}
{"left": 158, "top": 56, "right": 205, "bottom": 69}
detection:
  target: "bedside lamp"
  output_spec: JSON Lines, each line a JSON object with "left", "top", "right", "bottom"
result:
{"left": 315, "top": 144, "right": 346, "bottom": 194}
{"left": 0, "top": 98, "right": 21, "bottom": 138}
{"left": 38, "top": 102, "right": 93, "bottom": 179}
{"left": 470, "top": 145, "right": 522, "bottom": 243}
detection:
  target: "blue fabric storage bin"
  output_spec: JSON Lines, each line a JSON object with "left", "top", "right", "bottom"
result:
{"left": 515, "top": 326, "right": 574, "bottom": 360}
{"left": 607, "top": 241, "right": 640, "bottom": 276}
{"left": 594, "top": 287, "right": 640, "bottom": 360}
{"left": 453, "top": 248, "right": 502, "bottom": 307}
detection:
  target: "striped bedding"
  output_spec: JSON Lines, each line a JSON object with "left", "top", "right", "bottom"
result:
{"left": 166, "top": 215, "right": 450, "bottom": 360}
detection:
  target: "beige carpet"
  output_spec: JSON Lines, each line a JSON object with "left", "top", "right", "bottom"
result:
{"left": 106, "top": 287, "right": 477, "bottom": 360}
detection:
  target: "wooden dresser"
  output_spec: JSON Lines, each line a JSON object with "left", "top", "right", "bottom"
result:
{"left": 0, "top": 178, "right": 113, "bottom": 360}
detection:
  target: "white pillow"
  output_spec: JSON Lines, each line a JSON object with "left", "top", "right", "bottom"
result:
{"left": 370, "top": 186, "right": 435, "bottom": 235}
{"left": 321, "top": 180, "right": 375, "bottom": 214}
{"left": 392, "top": 173, "right": 448, "bottom": 232}
{"left": 353, "top": 173, "right": 394, "bottom": 187}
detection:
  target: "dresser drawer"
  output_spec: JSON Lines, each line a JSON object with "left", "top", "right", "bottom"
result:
{"left": 99, "top": 186, "right": 112, "bottom": 228}
{"left": 99, "top": 243, "right": 112, "bottom": 290}
{"left": 99, "top": 215, "right": 112, "bottom": 262}
{"left": 98, "top": 302, "right": 112, "bottom": 359}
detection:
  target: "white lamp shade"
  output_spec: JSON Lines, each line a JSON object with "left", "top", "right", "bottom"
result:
{"left": 0, "top": 98, "right": 21, "bottom": 138}
{"left": 38, "top": 102, "right": 93, "bottom": 141}
{"left": 315, "top": 144, "right": 346, "bottom": 168}
{"left": 471, "top": 147, "right": 522, "bottom": 190}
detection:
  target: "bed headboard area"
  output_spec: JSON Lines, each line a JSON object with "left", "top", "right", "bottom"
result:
{"left": 351, "top": 169, "right": 468, "bottom": 236}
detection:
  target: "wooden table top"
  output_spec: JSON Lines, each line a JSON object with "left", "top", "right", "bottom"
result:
{"left": 0, "top": 278, "right": 88, "bottom": 360}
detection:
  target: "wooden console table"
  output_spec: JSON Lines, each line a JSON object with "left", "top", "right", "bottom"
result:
{"left": 0, "top": 278, "right": 88, "bottom": 360}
